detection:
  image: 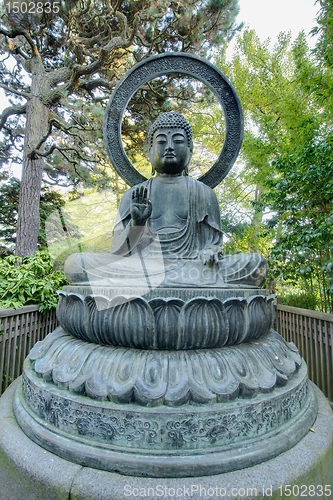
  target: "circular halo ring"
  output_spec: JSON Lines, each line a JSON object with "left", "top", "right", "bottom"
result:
{"left": 103, "top": 53, "right": 243, "bottom": 189}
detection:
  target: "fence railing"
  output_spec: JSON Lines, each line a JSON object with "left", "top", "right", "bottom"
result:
{"left": 0, "top": 305, "right": 58, "bottom": 395}
{"left": 275, "top": 302, "right": 333, "bottom": 401}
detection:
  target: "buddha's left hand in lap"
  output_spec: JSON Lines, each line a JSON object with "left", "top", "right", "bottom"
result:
{"left": 200, "top": 245, "right": 223, "bottom": 266}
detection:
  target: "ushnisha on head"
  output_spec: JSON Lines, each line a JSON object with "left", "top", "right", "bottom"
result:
{"left": 148, "top": 112, "right": 193, "bottom": 176}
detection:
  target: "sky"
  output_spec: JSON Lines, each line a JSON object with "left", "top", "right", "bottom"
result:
{"left": 236, "top": 0, "right": 319, "bottom": 46}
{"left": 1, "top": 0, "right": 321, "bottom": 179}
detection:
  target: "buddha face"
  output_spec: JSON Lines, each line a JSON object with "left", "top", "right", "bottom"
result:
{"left": 149, "top": 127, "right": 192, "bottom": 175}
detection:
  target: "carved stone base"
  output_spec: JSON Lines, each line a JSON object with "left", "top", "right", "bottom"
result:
{"left": 29, "top": 328, "right": 301, "bottom": 405}
{"left": 1, "top": 379, "right": 331, "bottom": 499}
{"left": 57, "top": 286, "right": 274, "bottom": 349}
{"left": 14, "top": 358, "right": 317, "bottom": 477}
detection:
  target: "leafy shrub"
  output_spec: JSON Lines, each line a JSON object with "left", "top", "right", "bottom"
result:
{"left": 0, "top": 250, "right": 68, "bottom": 312}
{"left": 280, "top": 291, "right": 318, "bottom": 311}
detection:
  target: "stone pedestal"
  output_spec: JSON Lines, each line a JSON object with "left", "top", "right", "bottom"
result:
{"left": 14, "top": 351, "right": 317, "bottom": 477}
{"left": 0, "top": 379, "right": 332, "bottom": 500}
{"left": 1, "top": 285, "right": 332, "bottom": 495}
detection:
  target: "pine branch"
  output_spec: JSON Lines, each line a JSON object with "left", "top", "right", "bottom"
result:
{"left": 75, "top": 36, "right": 129, "bottom": 77}
{"left": 78, "top": 77, "right": 114, "bottom": 92}
{"left": 32, "top": 117, "right": 85, "bottom": 153}
{"left": 48, "top": 67, "right": 72, "bottom": 87}
{"left": 68, "top": 10, "right": 140, "bottom": 84}
{"left": 0, "top": 26, "right": 39, "bottom": 57}
{"left": 30, "top": 143, "right": 99, "bottom": 163}
{"left": 42, "top": 172, "right": 73, "bottom": 187}
{"left": 0, "top": 83, "right": 30, "bottom": 98}
{"left": 3, "top": 124, "right": 24, "bottom": 138}
{"left": 0, "top": 104, "right": 26, "bottom": 129}
{"left": 2, "top": 48, "right": 31, "bottom": 72}
{"left": 76, "top": 33, "right": 106, "bottom": 48}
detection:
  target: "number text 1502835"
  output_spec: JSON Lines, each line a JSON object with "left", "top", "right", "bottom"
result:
{"left": 6, "top": 2, "right": 59, "bottom": 14}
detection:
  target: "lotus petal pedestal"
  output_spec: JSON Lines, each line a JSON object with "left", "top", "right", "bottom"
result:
{"left": 11, "top": 285, "right": 320, "bottom": 478}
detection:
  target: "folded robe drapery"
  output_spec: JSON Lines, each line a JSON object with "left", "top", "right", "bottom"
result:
{"left": 64, "top": 177, "right": 268, "bottom": 288}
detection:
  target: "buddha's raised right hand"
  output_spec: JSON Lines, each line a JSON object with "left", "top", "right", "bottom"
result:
{"left": 130, "top": 186, "right": 152, "bottom": 226}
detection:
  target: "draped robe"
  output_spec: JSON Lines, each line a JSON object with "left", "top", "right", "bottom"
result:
{"left": 64, "top": 177, "right": 267, "bottom": 288}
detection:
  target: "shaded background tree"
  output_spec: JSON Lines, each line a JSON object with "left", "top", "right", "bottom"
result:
{"left": 0, "top": 177, "right": 66, "bottom": 256}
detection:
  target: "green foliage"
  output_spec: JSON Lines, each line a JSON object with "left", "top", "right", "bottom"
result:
{"left": 279, "top": 291, "right": 318, "bottom": 311}
{"left": 223, "top": 223, "right": 272, "bottom": 257}
{"left": 0, "top": 177, "right": 18, "bottom": 255}
{"left": 263, "top": 137, "right": 333, "bottom": 312}
{"left": 218, "top": 30, "right": 322, "bottom": 175}
{"left": 208, "top": 26, "right": 333, "bottom": 309}
{"left": 0, "top": 251, "right": 68, "bottom": 312}
{"left": 312, "top": 0, "right": 333, "bottom": 68}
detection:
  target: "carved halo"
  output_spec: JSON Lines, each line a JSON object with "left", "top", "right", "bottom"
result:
{"left": 103, "top": 53, "right": 244, "bottom": 189}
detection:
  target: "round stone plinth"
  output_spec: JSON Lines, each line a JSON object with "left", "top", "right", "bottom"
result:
{"left": 14, "top": 361, "right": 316, "bottom": 478}
{"left": 0, "top": 379, "right": 332, "bottom": 500}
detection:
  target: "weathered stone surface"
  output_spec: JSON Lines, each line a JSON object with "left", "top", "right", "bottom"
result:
{"left": 14, "top": 363, "right": 317, "bottom": 477}
{"left": 56, "top": 289, "right": 275, "bottom": 349}
{"left": 29, "top": 328, "right": 301, "bottom": 404}
{"left": 0, "top": 380, "right": 81, "bottom": 500}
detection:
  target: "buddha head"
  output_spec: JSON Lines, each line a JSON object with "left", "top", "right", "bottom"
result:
{"left": 148, "top": 112, "right": 193, "bottom": 176}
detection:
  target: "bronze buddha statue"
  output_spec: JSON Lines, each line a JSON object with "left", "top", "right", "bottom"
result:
{"left": 64, "top": 112, "right": 267, "bottom": 288}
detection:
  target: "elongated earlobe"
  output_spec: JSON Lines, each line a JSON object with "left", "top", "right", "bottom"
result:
{"left": 149, "top": 146, "right": 155, "bottom": 175}
{"left": 184, "top": 144, "right": 192, "bottom": 176}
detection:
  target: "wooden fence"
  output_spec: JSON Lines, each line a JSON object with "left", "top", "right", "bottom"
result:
{"left": 275, "top": 302, "right": 333, "bottom": 401}
{"left": 0, "top": 305, "right": 58, "bottom": 395}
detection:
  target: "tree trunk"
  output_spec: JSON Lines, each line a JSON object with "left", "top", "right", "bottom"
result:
{"left": 251, "top": 184, "right": 263, "bottom": 253}
{"left": 16, "top": 56, "right": 49, "bottom": 257}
